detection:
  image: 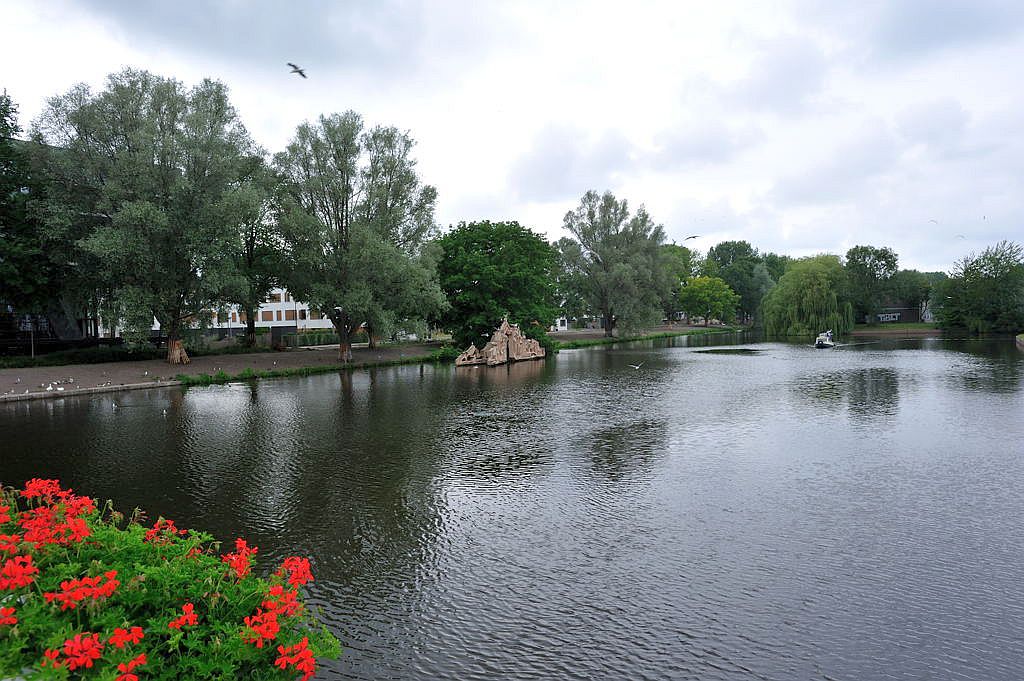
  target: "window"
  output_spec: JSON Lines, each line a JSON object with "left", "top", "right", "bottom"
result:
{"left": 231, "top": 312, "right": 237, "bottom": 323}
{"left": 284, "top": 292, "right": 292, "bottom": 302}
{"left": 239, "top": 312, "right": 247, "bottom": 322}
{"left": 285, "top": 309, "right": 296, "bottom": 321}
{"left": 276, "top": 310, "right": 282, "bottom": 321}
{"left": 299, "top": 309, "right": 307, "bottom": 320}
{"left": 310, "top": 310, "right": 322, "bottom": 320}
{"left": 261, "top": 311, "right": 273, "bottom": 322}
{"left": 268, "top": 293, "right": 282, "bottom": 303}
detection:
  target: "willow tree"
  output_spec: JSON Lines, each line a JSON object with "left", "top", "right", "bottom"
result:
{"left": 762, "top": 254, "right": 854, "bottom": 336}
{"left": 558, "top": 190, "right": 667, "bottom": 336}
{"left": 275, "top": 112, "right": 445, "bottom": 361}
{"left": 33, "top": 69, "right": 255, "bottom": 363}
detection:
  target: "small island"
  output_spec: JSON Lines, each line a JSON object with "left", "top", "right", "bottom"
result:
{"left": 455, "top": 319, "right": 545, "bottom": 366}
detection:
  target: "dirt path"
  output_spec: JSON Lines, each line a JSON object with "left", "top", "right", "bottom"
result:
{"left": 0, "top": 343, "right": 436, "bottom": 402}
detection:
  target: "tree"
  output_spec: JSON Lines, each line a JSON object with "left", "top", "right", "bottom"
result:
{"left": 935, "top": 241, "right": 1024, "bottom": 333}
{"left": 0, "top": 91, "right": 50, "bottom": 315}
{"left": 762, "top": 254, "right": 855, "bottom": 336}
{"left": 761, "top": 252, "right": 792, "bottom": 282}
{"left": 220, "top": 158, "right": 283, "bottom": 347}
{"left": 706, "top": 240, "right": 764, "bottom": 324}
{"left": 889, "top": 269, "right": 932, "bottom": 316}
{"left": 275, "top": 112, "right": 446, "bottom": 361}
{"left": 845, "top": 245, "right": 898, "bottom": 322}
{"left": 660, "top": 243, "right": 697, "bottom": 321}
{"left": 559, "top": 190, "right": 667, "bottom": 337}
{"left": 33, "top": 69, "right": 256, "bottom": 363}
{"left": 436, "top": 220, "right": 559, "bottom": 349}
{"left": 677, "top": 276, "right": 740, "bottom": 326}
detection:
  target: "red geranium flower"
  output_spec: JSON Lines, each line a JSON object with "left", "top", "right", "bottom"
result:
{"left": 0, "top": 606, "right": 16, "bottom": 625}
{"left": 116, "top": 652, "right": 147, "bottom": 681}
{"left": 43, "top": 570, "right": 120, "bottom": 610}
{"left": 41, "top": 648, "right": 62, "bottom": 669}
{"left": 242, "top": 608, "right": 280, "bottom": 648}
{"left": 274, "top": 636, "right": 317, "bottom": 681}
{"left": 62, "top": 632, "right": 104, "bottom": 671}
{"left": 0, "top": 555, "right": 38, "bottom": 590}
{"left": 277, "top": 556, "right": 314, "bottom": 586}
{"left": 263, "top": 584, "right": 302, "bottom": 617}
{"left": 109, "top": 625, "right": 145, "bottom": 648}
{"left": 168, "top": 602, "right": 199, "bottom": 630}
{"left": 144, "top": 518, "right": 188, "bottom": 544}
{"left": 222, "top": 538, "right": 258, "bottom": 579}
{"left": 0, "top": 534, "right": 21, "bottom": 555}
{"left": 0, "top": 504, "right": 10, "bottom": 525}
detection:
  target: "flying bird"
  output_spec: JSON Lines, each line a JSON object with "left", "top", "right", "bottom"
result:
{"left": 955, "top": 234, "right": 966, "bottom": 239}
{"left": 628, "top": 362, "right": 644, "bottom": 370}
{"left": 683, "top": 235, "right": 700, "bottom": 240}
{"left": 928, "top": 219, "right": 939, "bottom": 224}
{"left": 287, "top": 62, "right": 307, "bottom": 79}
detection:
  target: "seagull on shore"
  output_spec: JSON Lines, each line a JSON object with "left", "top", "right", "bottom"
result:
{"left": 287, "top": 62, "right": 307, "bottom": 78}
{"left": 628, "top": 362, "right": 644, "bottom": 370}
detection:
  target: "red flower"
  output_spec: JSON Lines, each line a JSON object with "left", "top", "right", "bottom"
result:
{"left": 242, "top": 608, "right": 280, "bottom": 648}
{"left": 144, "top": 518, "right": 188, "bottom": 544}
{"left": 116, "top": 652, "right": 147, "bottom": 681}
{"left": 18, "top": 504, "right": 91, "bottom": 548}
{"left": 0, "top": 555, "right": 38, "bottom": 590}
{"left": 277, "top": 556, "right": 314, "bottom": 586}
{"left": 43, "top": 570, "right": 120, "bottom": 610}
{"left": 41, "top": 648, "right": 62, "bottom": 669}
{"left": 274, "top": 636, "right": 317, "bottom": 681}
{"left": 62, "top": 632, "right": 104, "bottom": 671}
{"left": 109, "top": 626, "right": 145, "bottom": 648}
{"left": 222, "top": 538, "right": 258, "bottom": 579}
{"left": 168, "top": 602, "right": 199, "bottom": 630}
{"left": 263, "top": 584, "right": 302, "bottom": 617}
{"left": 0, "top": 504, "right": 10, "bottom": 525}
{"left": 0, "top": 534, "right": 20, "bottom": 555}
{"left": 21, "top": 478, "right": 64, "bottom": 500}
{"left": 0, "top": 606, "right": 16, "bottom": 625}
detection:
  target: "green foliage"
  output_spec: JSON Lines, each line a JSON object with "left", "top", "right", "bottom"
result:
{"left": 844, "top": 244, "right": 898, "bottom": 321}
{"left": 659, "top": 243, "right": 697, "bottom": 319}
{"left": 677, "top": 276, "right": 741, "bottom": 325}
{"left": 705, "top": 241, "right": 769, "bottom": 322}
{"left": 275, "top": 112, "right": 446, "bottom": 361}
{"left": 935, "top": 241, "right": 1024, "bottom": 334}
{"left": 762, "top": 254, "right": 855, "bottom": 336}
{"left": 436, "top": 220, "right": 559, "bottom": 349}
{"left": 0, "top": 480, "right": 340, "bottom": 679}
{"left": 558, "top": 190, "right": 667, "bottom": 337}
{"left": 33, "top": 69, "right": 258, "bottom": 361}
{"left": 553, "top": 327, "right": 737, "bottom": 350}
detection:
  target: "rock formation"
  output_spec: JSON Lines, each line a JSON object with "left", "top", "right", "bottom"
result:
{"left": 455, "top": 319, "right": 545, "bottom": 366}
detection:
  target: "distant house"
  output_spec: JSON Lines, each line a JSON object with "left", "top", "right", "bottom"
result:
{"left": 868, "top": 302, "right": 921, "bottom": 324}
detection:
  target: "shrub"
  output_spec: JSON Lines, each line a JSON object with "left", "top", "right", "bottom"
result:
{"left": 0, "top": 480, "right": 340, "bottom": 679}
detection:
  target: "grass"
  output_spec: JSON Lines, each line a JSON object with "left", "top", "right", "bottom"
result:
{"left": 553, "top": 326, "right": 741, "bottom": 350}
{"left": 853, "top": 322, "right": 939, "bottom": 331}
{"left": 174, "top": 346, "right": 460, "bottom": 386}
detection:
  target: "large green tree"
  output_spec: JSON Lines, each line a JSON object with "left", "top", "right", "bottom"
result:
{"left": 935, "top": 241, "right": 1024, "bottom": 333}
{"left": 762, "top": 254, "right": 855, "bottom": 336}
{"left": 436, "top": 220, "right": 558, "bottom": 349}
{"left": 275, "top": 111, "right": 446, "bottom": 361}
{"left": 660, "top": 243, "right": 697, "bottom": 321}
{"left": 558, "top": 190, "right": 667, "bottom": 337}
{"left": 705, "top": 240, "right": 764, "bottom": 323}
{"left": 845, "top": 245, "right": 898, "bottom": 322}
{"left": 33, "top": 69, "right": 256, "bottom": 363}
{"left": 677, "top": 276, "right": 740, "bottom": 326}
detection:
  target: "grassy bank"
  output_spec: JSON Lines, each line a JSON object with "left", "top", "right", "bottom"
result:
{"left": 553, "top": 327, "right": 741, "bottom": 350}
{"left": 0, "top": 343, "right": 272, "bottom": 369}
{"left": 174, "top": 346, "right": 460, "bottom": 386}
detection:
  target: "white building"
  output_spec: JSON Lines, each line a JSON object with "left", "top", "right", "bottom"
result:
{"left": 209, "top": 288, "right": 334, "bottom": 333}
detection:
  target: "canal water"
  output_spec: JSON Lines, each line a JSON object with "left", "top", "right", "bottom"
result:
{"left": 2, "top": 335, "right": 1023, "bottom": 680}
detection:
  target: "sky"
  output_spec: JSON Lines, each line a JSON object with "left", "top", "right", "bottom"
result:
{"left": 2, "top": 0, "right": 1023, "bottom": 272}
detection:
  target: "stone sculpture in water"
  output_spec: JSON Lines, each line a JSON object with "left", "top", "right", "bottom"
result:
{"left": 455, "top": 319, "right": 545, "bottom": 366}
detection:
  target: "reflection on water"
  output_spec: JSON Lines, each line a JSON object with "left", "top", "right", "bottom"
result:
{"left": 2, "top": 337, "right": 1024, "bottom": 680}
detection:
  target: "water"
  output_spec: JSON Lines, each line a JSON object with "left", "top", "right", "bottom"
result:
{"left": 3, "top": 335, "right": 1023, "bottom": 680}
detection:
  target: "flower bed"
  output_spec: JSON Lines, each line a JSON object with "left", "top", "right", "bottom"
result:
{"left": 0, "top": 480, "right": 340, "bottom": 679}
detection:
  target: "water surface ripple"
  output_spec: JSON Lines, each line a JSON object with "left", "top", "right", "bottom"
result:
{"left": 2, "top": 336, "right": 1023, "bottom": 680}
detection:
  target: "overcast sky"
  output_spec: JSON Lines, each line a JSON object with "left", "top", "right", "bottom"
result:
{"left": 3, "top": 0, "right": 1023, "bottom": 271}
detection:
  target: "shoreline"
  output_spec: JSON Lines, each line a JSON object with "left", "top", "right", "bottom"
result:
{"left": 850, "top": 326, "right": 943, "bottom": 337}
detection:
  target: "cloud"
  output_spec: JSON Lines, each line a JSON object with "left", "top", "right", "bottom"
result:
{"left": 728, "top": 37, "right": 830, "bottom": 113}
{"left": 508, "top": 125, "right": 634, "bottom": 203}
{"left": 648, "top": 120, "right": 761, "bottom": 171}
{"left": 871, "top": 0, "right": 1024, "bottom": 59}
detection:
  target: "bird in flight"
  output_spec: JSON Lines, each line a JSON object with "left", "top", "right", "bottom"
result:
{"left": 287, "top": 63, "right": 307, "bottom": 79}
{"left": 928, "top": 219, "right": 939, "bottom": 224}
{"left": 683, "top": 235, "right": 700, "bottom": 240}
{"left": 955, "top": 234, "right": 966, "bottom": 239}
{"left": 628, "top": 362, "right": 644, "bottom": 370}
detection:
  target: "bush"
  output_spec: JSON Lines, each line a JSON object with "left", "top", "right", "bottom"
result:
{"left": 0, "top": 480, "right": 340, "bottom": 679}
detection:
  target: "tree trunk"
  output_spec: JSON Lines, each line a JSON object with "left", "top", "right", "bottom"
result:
{"left": 603, "top": 311, "right": 614, "bottom": 337}
{"left": 331, "top": 310, "right": 353, "bottom": 363}
{"left": 245, "top": 306, "right": 256, "bottom": 347}
{"left": 166, "top": 321, "right": 190, "bottom": 364}
{"left": 367, "top": 323, "right": 379, "bottom": 349}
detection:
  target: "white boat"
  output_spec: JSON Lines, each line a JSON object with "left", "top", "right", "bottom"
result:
{"left": 815, "top": 330, "right": 835, "bottom": 349}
